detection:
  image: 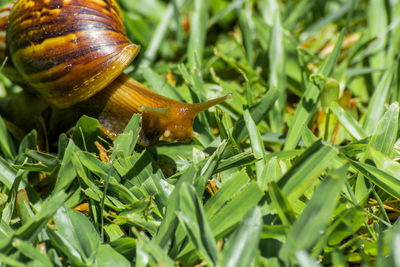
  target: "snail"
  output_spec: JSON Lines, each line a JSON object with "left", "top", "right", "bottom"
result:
{"left": 0, "top": 0, "right": 231, "bottom": 146}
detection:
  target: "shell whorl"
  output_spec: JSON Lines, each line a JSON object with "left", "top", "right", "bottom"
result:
{"left": 5, "top": 0, "right": 140, "bottom": 108}
{"left": 0, "top": 1, "right": 14, "bottom": 61}
{"left": 0, "top": 1, "right": 24, "bottom": 85}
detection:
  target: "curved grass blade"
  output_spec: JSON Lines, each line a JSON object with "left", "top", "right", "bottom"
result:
{"left": 244, "top": 109, "right": 266, "bottom": 182}
{"left": 12, "top": 239, "right": 53, "bottom": 267}
{"left": 279, "top": 165, "right": 347, "bottom": 262}
{"left": 188, "top": 0, "right": 209, "bottom": 68}
{"left": 284, "top": 27, "right": 347, "bottom": 150}
{"left": 363, "top": 70, "right": 395, "bottom": 134}
{"left": 0, "top": 116, "right": 16, "bottom": 160}
{"left": 330, "top": 102, "right": 367, "bottom": 140}
{"left": 350, "top": 159, "right": 400, "bottom": 200}
{"left": 221, "top": 207, "right": 262, "bottom": 267}
{"left": 96, "top": 244, "right": 130, "bottom": 267}
{"left": 232, "top": 87, "right": 279, "bottom": 142}
{"left": 177, "top": 182, "right": 218, "bottom": 265}
{"left": 53, "top": 206, "right": 100, "bottom": 265}
{"left": 278, "top": 140, "right": 337, "bottom": 202}
{"left": 135, "top": 231, "right": 175, "bottom": 267}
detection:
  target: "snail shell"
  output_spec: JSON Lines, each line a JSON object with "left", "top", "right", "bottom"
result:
{"left": 2, "top": 0, "right": 139, "bottom": 108}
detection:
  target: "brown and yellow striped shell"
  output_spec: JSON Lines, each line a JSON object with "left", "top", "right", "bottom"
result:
{"left": 0, "top": 0, "right": 140, "bottom": 108}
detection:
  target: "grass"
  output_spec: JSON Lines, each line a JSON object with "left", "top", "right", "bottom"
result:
{"left": 0, "top": 0, "right": 400, "bottom": 266}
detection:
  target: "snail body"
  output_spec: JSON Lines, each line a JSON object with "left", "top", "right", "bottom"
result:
{"left": 0, "top": 0, "right": 230, "bottom": 145}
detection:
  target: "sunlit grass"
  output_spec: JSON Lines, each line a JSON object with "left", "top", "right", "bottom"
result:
{"left": 0, "top": 0, "right": 400, "bottom": 266}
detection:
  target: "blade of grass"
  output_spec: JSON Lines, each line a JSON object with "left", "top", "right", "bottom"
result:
{"left": 138, "top": 0, "right": 189, "bottom": 69}
{"left": 268, "top": 9, "right": 286, "bottom": 133}
{"left": 0, "top": 116, "right": 16, "bottom": 160}
{"left": 53, "top": 206, "right": 100, "bottom": 265}
{"left": 221, "top": 207, "right": 262, "bottom": 267}
{"left": 279, "top": 165, "right": 347, "bottom": 261}
{"left": 239, "top": 2, "right": 255, "bottom": 68}
{"left": 330, "top": 102, "right": 367, "bottom": 140}
{"left": 244, "top": 109, "right": 266, "bottom": 182}
{"left": 96, "top": 245, "right": 130, "bottom": 267}
{"left": 350, "top": 159, "right": 400, "bottom": 200}
{"left": 363, "top": 69, "right": 394, "bottom": 134}
{"left": 284, "top": 28, "right": 347, "bottom": 150}
{"left": 278, "top": 140, "right": 337, "bottom": 202}
{"left": 296, "top": 250, "right": 322, "bottom": 267}
{"left": 12, "top": 239, "right": 53, "bottom": 267}
{"left": 101, "top": 144, "right": 118, "bottom": 241}
{"left": 356, "top": 102, "right": 399, "bottom": 202}
{"left": 188, "top": 0, "right": 209, "bottom": 68}
{"left": 135, "top": 231, "right": 175, "bottom": 267}
{"left": 232, "top": 87, "right": 279, "bottom": 142}
{"left": 268, "top": 182, "right": 296, "bottom": 226}
{"left": 177, "top": 182, "right": 218, "bottom": 265}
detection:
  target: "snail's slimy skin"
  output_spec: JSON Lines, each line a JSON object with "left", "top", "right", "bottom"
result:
{"left": 81, "top": 74, "right": 231, "bottom": 146}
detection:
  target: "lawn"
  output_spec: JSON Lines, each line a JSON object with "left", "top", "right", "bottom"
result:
{"left": 0, "top": 0, "right": 399, "bottom": 266}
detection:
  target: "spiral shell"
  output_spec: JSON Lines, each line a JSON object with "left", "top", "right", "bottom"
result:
{"left": 0, "top": 2, "right": 25, "bottom": 85}
{"left": 3, "top": 0, "right": 140, "bottom": 108}
{"left": 0, "top": 2, "right": 13, "bottom": 60}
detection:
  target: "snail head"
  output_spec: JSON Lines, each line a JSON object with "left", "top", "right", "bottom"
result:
{"left": 138, "top": 94, "right": 232, "bottom": 145}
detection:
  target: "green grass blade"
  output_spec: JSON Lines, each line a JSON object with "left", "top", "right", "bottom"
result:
{"left": 138, "top": 0, "right": 188, "bottom": 69}
{"left": 371, "top": 148, "right": 400, "bottom": 178}
{"left": 177, "top": 182, "right": 218, "bottom": 265}
{"left": 14, "top": 191, "right": 67, "bottom": 242}
{"left": 12, "top": 239, "right": 53, "bottom": 267}
{"left": 356, "top": 102, "right": 399, "bottom": 202}
{"left": 101, "top": 143, "right": 118, "bottom": 241}
{"left": 268, "top": 10, "right": 286, "bottom": 133}
{"left": 296, "top": 250, "right": 322, "bottom": 267}
{"left": 204, "top": 170, "right": 249, "bottom": 219}
{"left": 135, "top": 231, "right": 175, "bottom": 267}
{"left": 330, "top": 102, "right": 367, "bottom": 140}
{"left": 302, "top": 0, "right": 353, "bottom": 38}
{"left": 284, "top": 29, "right": 347, "bottom": 150}
{"left": 114, "top": 114, "right": 141, "bottom": 159}
{"left": 96, "top": 245, "right": 130, "bottom": 267}
{"left": 142, "top": 67, "right": 185, "bottom": 101}
{"left": 278, "top": 140, "right": 337, "bottom": 201}
{"left": 47, "top": 228, "right": 85, "bottom": 266}
{"left": 232, "top": 87, "right": 279, "bottom": 142}
{"left": 283, "top": 0, "right": 315, "bottom": 30}
{"left": 280, "top": 165, "right": 347, "bottom": 261}
{"left": 0, "top": 116, "right": 16, "bottom": 160}
{"left": 268, "top": 182, "right": 296, "bottom": 226}
{"left": 0, "top": 253, "right": 27, "bottom": 267}
{"left": 71, "top": 116, "right": 101, "bottom": 153}
{"left": 154, "top": 165, "right": 197, "bottom": 248}
{"left": 350, "top": 159, "right": 400, "bottom": 200}
{"left": 239, "top": 4, "right": 255, "bottom": 68}
{"left": 244, "top": 109, "right": 266, "bottom": 182}
{"left": 188, "top": 0, "right": 208, "bottom": 68}
{"left": 363, "top": 70, "right": 394, "bottom": 134}
{"left": 0, "top": 156, "right": 17, "bottom": 189}
{"left": 368, "top": 102, "right": 399, "bottom": 155}
{"left": 394, "top": 224, "right": 400, "bottom": 266}
{"left": 221, "top": 207, "right": 262, "bottom": 267}
{"left": 53, "top": 206, "right": 100, "bottom": 264}
{"left": 208, "top": 181, "right": 263, "bottom": 239}
{"left": 178, "top": 181, "right": 263, "bottom": 261}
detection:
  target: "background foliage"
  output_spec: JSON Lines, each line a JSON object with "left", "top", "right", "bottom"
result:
{"left": 0, "top": 0, "right": 400, "bottom": 266}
